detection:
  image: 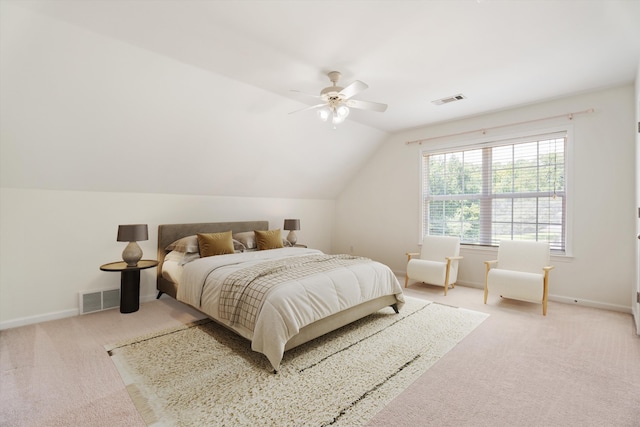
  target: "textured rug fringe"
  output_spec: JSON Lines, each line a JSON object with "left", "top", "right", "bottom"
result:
{"left": 127, "top": 384, "right": 159, "bottom": 426}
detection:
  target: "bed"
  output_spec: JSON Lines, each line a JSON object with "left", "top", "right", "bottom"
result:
{"left": 157, "top": 221, "right": 405, "bottom": 372}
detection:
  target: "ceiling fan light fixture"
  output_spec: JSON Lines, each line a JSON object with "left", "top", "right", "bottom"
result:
{"left": 335, "top": 104, "right": 350, "bottom": 118}
{"left": 290, "top": 71, "right": 387, "bottom": 127}
{"left": 317, "top": 107, "right": 331, "bottom": 122}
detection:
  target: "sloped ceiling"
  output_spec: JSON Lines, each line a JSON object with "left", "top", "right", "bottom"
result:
{"left": 1, "top": 0, "right": 639, "bottom": 199}
{"left": 10, "top": 0, "right": 640, "bottom": 132}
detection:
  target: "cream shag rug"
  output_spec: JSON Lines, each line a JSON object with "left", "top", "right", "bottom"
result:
{"left": 106, "top": 297, "right": 488, "bottom": 426}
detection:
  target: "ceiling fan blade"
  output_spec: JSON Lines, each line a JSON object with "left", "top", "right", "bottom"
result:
{"left": 289, "top": 103, "right": 326, "bottom": 114}
{"left": 346, "top": 99, "right": 388, "bottom": 112}
{"left": 290, "top": 89, "right": 321, "bottom": 99}
{"left": 339, "top": 80, "right": 368, "bottom": 99}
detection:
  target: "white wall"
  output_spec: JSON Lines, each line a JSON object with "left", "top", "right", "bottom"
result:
{"left": 335, "top": 85, "right": 637, "bottom": 313}
{"left": 1, "top": 3, "right": 637, "bottom": 327}
{"left": 0, "top": 2, "right": 387, "bottom": 200}
{"left": 0, "top": 3, "right": 365, "bottom": 328}
{"left": 0, "top": 188, "right": 334, "bottom": 328}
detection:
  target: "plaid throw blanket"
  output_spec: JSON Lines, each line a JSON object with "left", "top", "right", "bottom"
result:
{"left": 219, "top": 254, "right": 371, "bottom": 331}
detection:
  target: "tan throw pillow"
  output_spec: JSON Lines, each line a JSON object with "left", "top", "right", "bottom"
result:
{"left": 197, "top": 231, "right": 235, "bottom": 257}
{"left": 255, "top": 229, "right": 284, "bottom": 250}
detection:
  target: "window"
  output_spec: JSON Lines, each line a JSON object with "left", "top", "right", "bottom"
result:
{"left": 422, "top": 131, "right": 567, "bottom": 252}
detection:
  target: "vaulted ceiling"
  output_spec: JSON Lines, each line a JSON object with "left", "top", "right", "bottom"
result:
{"left": 12, "top": 0, "right": 640, "bottom": 132}
{"left": 2, "top": 1, "right": 639, "bottom": 199}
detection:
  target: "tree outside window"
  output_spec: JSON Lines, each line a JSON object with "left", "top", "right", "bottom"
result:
{"left": 422, "top": 133, "right": 566, "bottom": 252}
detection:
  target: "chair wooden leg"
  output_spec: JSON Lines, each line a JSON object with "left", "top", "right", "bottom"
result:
{"left": 443, "top": 259, "right": 452, "bottom": 296}
{"left": 483, "top": 263, "right": 490, "bottom": 304}
{"left": 405, "top": 253, "right": 412, "bottom": 288}
{"left": 542, "top": 270, "right": 550, "bottom": 315}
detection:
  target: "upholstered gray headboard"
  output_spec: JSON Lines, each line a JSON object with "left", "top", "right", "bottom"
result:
{"left": 156, "top": 220, "right": 269, "bottom": 299}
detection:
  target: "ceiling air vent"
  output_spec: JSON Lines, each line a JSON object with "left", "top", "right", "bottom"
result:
{"left": 432, "top": 93, "right": 466, "bottom": 106}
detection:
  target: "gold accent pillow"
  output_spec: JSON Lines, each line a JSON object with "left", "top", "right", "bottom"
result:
{"left": 197, "top": 231, "right": 235, "bottom": 257}
{"left": 255, "top": 229, "right": 284, "bottom": 250}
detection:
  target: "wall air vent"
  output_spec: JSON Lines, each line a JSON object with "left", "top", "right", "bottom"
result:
{"left": 79, "top": 288, "right": 120, "bottom": 314}
{"left": 432, "top": 93, "right": 466, "bottom": 105}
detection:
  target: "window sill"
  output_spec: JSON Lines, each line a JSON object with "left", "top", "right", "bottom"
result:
{"left": 459, "top": 244, "right": 573, "bottom": 262}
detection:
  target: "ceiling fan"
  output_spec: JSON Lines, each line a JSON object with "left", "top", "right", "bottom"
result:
{"left": 290, "top": 71, "right": 388, "bottom": 126}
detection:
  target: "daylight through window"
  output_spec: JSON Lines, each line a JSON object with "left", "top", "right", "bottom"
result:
{"left": 422, "top": 132, "right": 567, "bottom": 252}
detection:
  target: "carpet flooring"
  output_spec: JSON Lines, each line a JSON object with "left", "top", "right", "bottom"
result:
{"left": 1, "top": 283, "right": 639, "bottom": 426}
{"left": 105, "top": 297, "right": 488, "bottom": 426}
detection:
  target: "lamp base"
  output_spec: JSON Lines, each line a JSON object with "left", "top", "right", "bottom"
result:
{"left": 122, "top": 241, "right": 143, "bottom": 267}
{"left": 286, "top": 230, "right": 297, "bottom": 246}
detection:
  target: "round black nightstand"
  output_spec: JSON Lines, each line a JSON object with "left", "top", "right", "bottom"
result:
{"left": 100, "top": 260, "right": 158, "bottom": 313}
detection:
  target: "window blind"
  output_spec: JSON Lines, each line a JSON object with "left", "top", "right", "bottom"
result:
{"left": 422, "top": 131, "right": 566, "bottom": 252}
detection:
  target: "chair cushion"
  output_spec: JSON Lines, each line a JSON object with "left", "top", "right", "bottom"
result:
{"left": 497, "top": 240, "right": 550, "bottom": 273}
{"left": 420, "top": 235, "right": 460, "bottom": 261}
{"left": 407, "top": 259, "right": 449, "bottom": 287}
{"left": 487, "top": 269, "right": 544, "bottom": 303}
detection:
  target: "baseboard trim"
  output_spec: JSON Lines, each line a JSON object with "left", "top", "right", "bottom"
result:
{"left": 0, "top": 292, "right": 159, "bottom": 330}
{"left": 548, "top": 295, "right": 632, "bottom": 314}
{"left": 1, "top": 283, "right": 632, "bottom": 330}
{"left": 454, "top": 280, "right": 632, "bottom": 314}
{"left": 396, "top": 273, "right": 633, "bottom": 315}
{"left": 0, "top": 308, "right": 78, "bottom": 330}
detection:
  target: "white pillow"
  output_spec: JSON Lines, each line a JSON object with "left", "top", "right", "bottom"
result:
{"left": 164, "top": 250, "right": 200, "bottom": 266}
{"left": 166, "top": 235, "right": 199, "bottom": 253}
{"left": 232, "top": 231, "right": 256, "bottom": 249}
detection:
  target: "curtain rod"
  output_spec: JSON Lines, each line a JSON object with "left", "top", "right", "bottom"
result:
{"left": 405, "top": 108, "right": 595, "bottom": 145}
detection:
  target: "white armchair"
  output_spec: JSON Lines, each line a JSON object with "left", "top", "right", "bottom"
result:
{"left": 483, "top": 240, "right": 554, "bottom": 315}
{"left": 405, "top": 236, "right": 462, "bottom": 295}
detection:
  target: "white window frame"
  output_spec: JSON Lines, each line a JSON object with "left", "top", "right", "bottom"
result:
{"left": 419, "top": 125, "right": 573, "bottom": 256}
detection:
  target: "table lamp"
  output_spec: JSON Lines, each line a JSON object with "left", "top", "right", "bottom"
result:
{"left": 283, "top": 219, "right": 300, "bottom": 246}
{"left": 117, "top": 224, "right": 148, "bottom": 267}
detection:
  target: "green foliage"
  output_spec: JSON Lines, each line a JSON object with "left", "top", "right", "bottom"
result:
{"left": 424, "top": 138, "right": 565, "bottom": 249}
{"left": 428, "top": 150, "right": 482, "bottom": 196}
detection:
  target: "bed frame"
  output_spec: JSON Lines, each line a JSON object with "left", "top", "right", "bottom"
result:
{"left": 157, "top": 220, "right": 269, "bottom": 299}
{"left": 156, "top": 221, "right": 399, "bottom": 369}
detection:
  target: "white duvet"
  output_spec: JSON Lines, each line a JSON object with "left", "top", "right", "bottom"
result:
{"left": 176, "top": 247, "right": 404, "bottom": 370}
